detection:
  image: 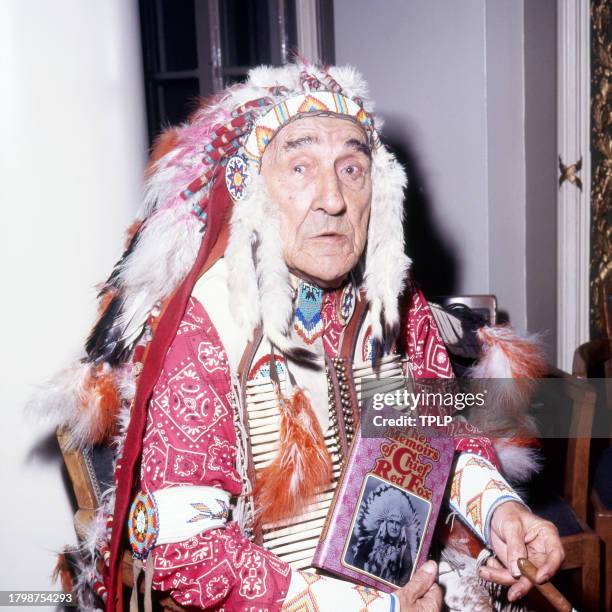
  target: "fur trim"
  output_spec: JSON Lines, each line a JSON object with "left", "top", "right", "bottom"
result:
{"left": 365, "top": 146, "right": 411, "bottom": 343}
{"left": 328, "top": 65, "right": 374, "bottom": 109}
{"left": 226, "top": 172, "right": 320, "bottom": 361}
{"left": 225, "top": 172, "right": 266, "bottom": 338}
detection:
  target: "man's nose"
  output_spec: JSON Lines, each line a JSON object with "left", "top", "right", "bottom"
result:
{"left": 312, "top": 166, "right": 346, "bottom": 215}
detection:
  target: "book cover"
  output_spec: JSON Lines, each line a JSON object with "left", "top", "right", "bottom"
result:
{"left": 312, "top": 416, "right": 454, "bottom": 592}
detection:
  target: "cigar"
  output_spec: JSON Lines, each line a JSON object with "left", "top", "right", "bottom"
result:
{"left": 517, "top": 558, "right": 575, "bottom": 612}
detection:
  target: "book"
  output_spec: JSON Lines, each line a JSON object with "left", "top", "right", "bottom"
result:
{"left": 312, "top": 413, "right": 455, "bottom": 593}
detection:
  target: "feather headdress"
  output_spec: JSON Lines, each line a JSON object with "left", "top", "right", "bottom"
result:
{"left": 36, "top": 59, "right": 411, "bottom": 447}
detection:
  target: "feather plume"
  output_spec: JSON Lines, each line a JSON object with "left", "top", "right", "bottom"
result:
{"left": 86, "top": 205, "right": 202, "bottom": 364}
{"left": 253, "top": 387, "right": 332, "bottom": 525}
{"left": 468, "top": 325, "right": 547, "bottom": 482}
{"left": 29, "top": 361, "right": 119, "bottom": 448}
{"left": 468, "top": 325, "right": 547, "bottom": 421}
{"left": 53, "top": 552, "right": 76, "bottom": 594}
{"left": 364, "top": 146, "right": 411, "bottom": 345}
{"left": 470, "top": 325, "right": 547, "bottom": 380}
{"left": 493, "top": 439, "right": 541, "bottom": 484}
{"left": 226, "top": 172, "right": 320, "bottom": 362}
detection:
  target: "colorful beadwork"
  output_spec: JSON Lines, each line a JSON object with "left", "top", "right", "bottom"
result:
{"left": 248, "top": 354, "right": 286, "bottom": 381}
{"left": 243, "top": 92, "right": 379, "bottom": 162}
{"left": 187, "top": 499, "right": 230, "bottom": 523}
{"left": 338, "top": 283, "right": 356, "bottom": 326}
{"left": 128, "top": 491, "right": 159, "bottom": 559}
{"left": 225, "top": 155, "right": 250, "bottom": 200}
{"left": 293, "top": 281, "right": 324, "bottom": 344}
{"left": 361, "top": 326, "right": 374, "bottom": 362}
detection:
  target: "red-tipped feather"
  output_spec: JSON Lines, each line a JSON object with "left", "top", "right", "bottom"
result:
{"left": 53, "top": 552, "right": 75, "bottom": 594}
{"left": 473, "top": 325, "right": 547, "bottom": 379}
{"left": 79, "top": 365, "right": 120, "bottom": 443}
{"left": 470, "top": 325, "right": 547, "bottom": 477}
{"left": 253, "top": 388, "right": 332, "bottom": 526}
{"left": 123, "top": 220, "right": 143, "bottom": 247}
{"left": 96, "top": 288, "right": 117, "bottom": 317}
{"left": 146, "top": 128, "right": 180, "bottom": 176}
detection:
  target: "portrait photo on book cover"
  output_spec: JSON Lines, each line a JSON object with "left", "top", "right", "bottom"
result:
{"left": 343, "top": 475, "right": 432, "bottom": 587}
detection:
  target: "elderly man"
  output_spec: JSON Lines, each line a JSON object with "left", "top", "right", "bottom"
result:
{"left": 46, "top": 61, "right": 564, "bottom": 611}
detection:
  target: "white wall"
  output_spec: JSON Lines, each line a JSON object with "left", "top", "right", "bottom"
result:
{"left": 334, "top": 0, "right": 555, "bottom": 342}
{"left": 0, "top": 0, "right": 146, "bottom": 592}
{"left": 485, "top": 0, "right": 527, "bottom": 330}
{"left": 336, "top": 0, "right": 490, "bottom": 298}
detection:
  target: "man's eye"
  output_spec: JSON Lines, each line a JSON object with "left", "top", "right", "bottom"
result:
{"left": 343, "top": 165, "right": 362, "bottom": 178}
{"left": 293, "top": 164, "right": 305, "bottom": 174}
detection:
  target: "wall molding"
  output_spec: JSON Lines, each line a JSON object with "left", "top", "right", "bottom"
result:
{"left": 557, "top": 0, "right": 591, "bottom": 370}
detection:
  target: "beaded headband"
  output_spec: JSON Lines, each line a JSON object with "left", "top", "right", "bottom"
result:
{"left": 242, "top": 91, "right": 380, "bottom": 163}
{"left": 222, "top": 91, "right": 379, "bottom": 202}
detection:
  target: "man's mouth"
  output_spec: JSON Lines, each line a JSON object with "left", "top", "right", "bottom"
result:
{"left": 312, "top": 232, "right": 345, "bottom": 241}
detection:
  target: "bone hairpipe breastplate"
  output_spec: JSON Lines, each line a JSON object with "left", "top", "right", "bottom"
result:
{"left": 241, "top": 344, "right": 408, "bottom": 570}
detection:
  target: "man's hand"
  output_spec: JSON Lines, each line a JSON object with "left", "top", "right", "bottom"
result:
{"left": 480, "top": 501, "right": 565, "bottom": 602}
{"left": 393, "top": 560, "right": 443, "bottom": 612}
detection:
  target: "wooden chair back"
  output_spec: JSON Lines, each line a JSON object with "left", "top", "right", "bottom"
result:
{"left": 433, "top": 294, "right": 497, "bottom": 325}
{"left": 542, "top": 367, "right": 596, "bottom": 521}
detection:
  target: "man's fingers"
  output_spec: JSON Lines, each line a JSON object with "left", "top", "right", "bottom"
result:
{"left": 479, "top": 564, "right": 517, "bottom": 587}
{"left": 534, "top": 545, "right": 564, "bottom": 583}
{"left": 507, "top": 576, "right": 534, "bottom": 602}
{"left": 422, "top": 583, "right": 443, "bottom": 611}
{"left": 401, "top": 561, "right": 438, "bottom": 604}
{"left": 503, "top": 518, "right": 527, "bottom": 578}
{"left": 485, "top": 557, "right": 504, "bottom": 570}
{"left": 529, "top": 524, "right": 565, "bottom": 582}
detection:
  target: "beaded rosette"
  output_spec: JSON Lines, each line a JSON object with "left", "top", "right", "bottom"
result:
{"left": 128, "top": 491, "right": 159, "bottom": 559}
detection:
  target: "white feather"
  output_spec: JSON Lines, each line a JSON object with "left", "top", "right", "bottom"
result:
{"left": 256, "top": 197, "right": 294, "bottom": 345}
{"left": 328, "top": 65, "right": 372, "bottom": 105}
{"left": 226, "top": 171, "right": 266, "bottom": 336}
{"left": 28, "top": 361, "right": 105, "bottom": 449}
{"left": 494, "top": 440, "right": 542, "bottom": 484}
{"left": 364, "top": 146, "right": 411, "bottom": 342}
{"left": 118, "top": 206, "right": 201, "bottom": 295}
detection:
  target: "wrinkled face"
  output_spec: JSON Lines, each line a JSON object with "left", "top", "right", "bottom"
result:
{"left": 260, "top": 115, "right": 373, "bottom": 288}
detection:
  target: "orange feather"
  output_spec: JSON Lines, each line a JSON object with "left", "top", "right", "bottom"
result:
{"left": 253, "top": 387, "right": 332, "bottom": 526}
{"left": 146, "top": 128, "right": 180, "bottom": 176}
{"left": 52, "top": 552, "right": 75, "bottom": 594}
{"left": 474, "top": 325, "right": 547, "bottom": 448}
{"left": 79, "top": 365, "right": 120, "bottom": 443}
{"left": 96, "top": 288, "right": 117, "bottom": 317}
